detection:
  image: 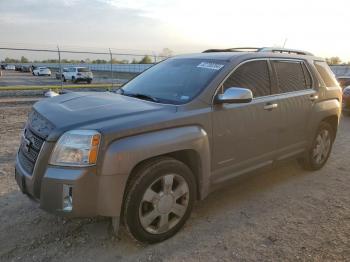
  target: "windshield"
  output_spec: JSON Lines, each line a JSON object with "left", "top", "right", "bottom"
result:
{"left": 120, "top": 58, "right": 226, "bottom": 104}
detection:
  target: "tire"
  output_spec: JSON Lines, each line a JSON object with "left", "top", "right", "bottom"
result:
{"left": 63, "top": 76, "right": 66, "bottom": 82}
{"left": 298, "top": 122, "right": 334, "bottom": 171}
{"left": 87, "top": 79, "right": 92, "bottom": 84}
{"left": 123, "top": 157, "right": 196, "bottom": 244}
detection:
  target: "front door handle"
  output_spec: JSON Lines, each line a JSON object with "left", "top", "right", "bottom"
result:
{"left": 264, "top": 103, "right": 278, "bottom": 111}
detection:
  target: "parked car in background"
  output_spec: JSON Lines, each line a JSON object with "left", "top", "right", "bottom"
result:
{"left": 0, "top": 64, "right": 7, "bottom": 70}
{"left": 15, "top": 47, "right": 341, "bottom": 243}
{"left": 337, "top": 76, "right": 350, "bottom": 89}
{"left": 55, "top": 68, "right": 68, "bottom": 79}
{"left": 5, "top": 65, "right": 15, "bottom": 70}
{"left": 62, "top": 67, "right": 93, "bottom": 83}
{"left": 15, "top": 65, "right": 22, "bottom": 71}
{"left": 32, "top": 67, "right": 51, "bottom": 76}
{"left": 342, "top": 86, "right": 350, "bottom": 115}
{"left": 21, "top": 65, "right": 32, "bottom": 72}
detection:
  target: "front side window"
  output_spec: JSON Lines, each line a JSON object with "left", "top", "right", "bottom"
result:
{"left": 272, "top": 60, "right": 310, "bottom": 93}
{"left": 314, "top": 61, "right": 338, "bottom": 87}
{"left": 121, "top": 58, "right": 227, "bottom": 104}
{"left": 223, "top": 60, "right": 271, "bottom": 97}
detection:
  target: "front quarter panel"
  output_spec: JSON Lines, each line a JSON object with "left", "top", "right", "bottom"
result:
{"left": 99, "top": 126, "right": 210, "bottom": 217}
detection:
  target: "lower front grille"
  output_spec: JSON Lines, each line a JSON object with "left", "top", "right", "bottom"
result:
{"left": 18, "top": 149, "right": 35, "bottom": 174}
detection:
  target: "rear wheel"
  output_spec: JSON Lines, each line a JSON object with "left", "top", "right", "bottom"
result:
{"left": 87, "top": 79, "right": 92, "bottom": 84}
{"left": 123, "top": 157, "right": 196, "bottom": 243}
{"left": 299, "top": 122, "right": 334, "bottom": 170}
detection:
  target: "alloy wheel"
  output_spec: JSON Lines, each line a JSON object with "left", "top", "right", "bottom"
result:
{"left": 139, "top": 173, "right": 189, "bottom": 234}
{"left": 312, "top": 129, "right": 331, "bottom": 165}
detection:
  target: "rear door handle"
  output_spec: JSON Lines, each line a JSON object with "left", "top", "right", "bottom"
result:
{"left": 264, "top": 103, "right": 278, "bottom": 111}
{"left": 309, "top": 94, "right": 319, "bottom": 101}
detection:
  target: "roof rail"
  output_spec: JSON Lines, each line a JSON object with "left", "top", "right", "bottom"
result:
{"left": 258, "top": 47, "right": 313, "bottom": 56}
{"left": 202, "top": 47, "right": 313, "bottom": 56}
{"left": 203, "top": 47, "right": 260, "bottom": 53}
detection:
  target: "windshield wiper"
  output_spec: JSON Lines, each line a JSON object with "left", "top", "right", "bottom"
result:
{"left": 124, "top": 92, "right": 159, "bottom": 103}
{"left": 117, "top": 87, "right": 160, "bottom": 103}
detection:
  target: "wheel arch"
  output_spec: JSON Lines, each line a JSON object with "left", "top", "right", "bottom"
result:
{"left": 99, "top": 126, "right": 211, "bottom": 218}
{"left": 320, "top": 115, "right": 339, "bottom": 140}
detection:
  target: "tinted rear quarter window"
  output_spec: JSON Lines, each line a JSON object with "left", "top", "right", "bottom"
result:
{"left": 223, "top": 60, "right": 271, "bottom": 97}
{"left": 272, "top": 60, "right": 310, "bottom": 93}
{"left": 314, "top": 61, "right": 338, "bottom": 87}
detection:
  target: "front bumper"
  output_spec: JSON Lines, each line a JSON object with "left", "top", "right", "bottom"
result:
{"left": 76, "top": 76, "right": 92, "bottom": 81}
{"left": 15, "top": 153, "right": 128, "bottom": 218}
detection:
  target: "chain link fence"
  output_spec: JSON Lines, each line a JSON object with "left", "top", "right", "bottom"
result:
{"left": 0, "top": 46, "right": 169, "bottom": 91}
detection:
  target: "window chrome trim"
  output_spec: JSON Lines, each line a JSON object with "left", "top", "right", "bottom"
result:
{"left": 211, "top": 57, "right": 316, "bottom": 104}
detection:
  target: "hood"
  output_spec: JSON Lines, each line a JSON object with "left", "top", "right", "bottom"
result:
{"left": 34, "top": 92, "right": 176, "bottom": 141}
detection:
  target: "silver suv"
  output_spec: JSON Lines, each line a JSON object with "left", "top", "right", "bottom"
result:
{"left": 15, "top": 47, "right": 342, "bottom": 243}
{"left": 62, "top": 67, "right": 93, "bottom": 83}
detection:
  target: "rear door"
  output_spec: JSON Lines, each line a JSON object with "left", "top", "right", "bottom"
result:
{"left": 212, "top": 59, "right": 281, "bottom": 182}
{"left": 270, "top": 59, "right": 315, "bottom": 158}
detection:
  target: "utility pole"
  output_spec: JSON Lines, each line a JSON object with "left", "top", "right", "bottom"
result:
{"left": 57, "top": 45, "right": 63, "bottom": 91}
{"left": 109, "top": 48, "right": 113, "bottom": 90}
{"left": 153, "top": 51, "right": 157, "bottom": 64}
{"left": 283, "top": 38, "right": 288, "bottom": 48}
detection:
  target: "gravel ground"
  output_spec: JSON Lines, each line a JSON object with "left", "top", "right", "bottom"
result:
{"left": 0, "top": 102, "right": 349, "bottom": 262}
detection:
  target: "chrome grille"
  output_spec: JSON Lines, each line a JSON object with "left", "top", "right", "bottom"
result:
{"left": 18, "top": 110, "right": 54, "bottom": 175}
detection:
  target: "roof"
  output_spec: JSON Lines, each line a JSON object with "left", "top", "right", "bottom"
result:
{"left": 173, "top": 51, "right": 320, "bottom": 62}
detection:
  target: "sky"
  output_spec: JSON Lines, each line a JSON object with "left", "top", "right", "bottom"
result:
{"left": 0, "top": 0, "right": 349, "bottom": 61}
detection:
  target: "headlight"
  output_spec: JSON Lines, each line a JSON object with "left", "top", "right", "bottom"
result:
{"left": 50, "top": 130, "right": 101, "bottom": 167}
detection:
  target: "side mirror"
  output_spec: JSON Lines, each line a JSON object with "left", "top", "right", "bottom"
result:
{"left": 215, "top": 87, "right": 253, "bottom": 104}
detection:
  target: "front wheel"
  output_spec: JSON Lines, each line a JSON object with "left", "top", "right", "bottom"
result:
{"left": 298, "top": 122, "right": 334, "bottom": 170}
{"left": 123, "top": 157, "right": 196, "bottom": 243}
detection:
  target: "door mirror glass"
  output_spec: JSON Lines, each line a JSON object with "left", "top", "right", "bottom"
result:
{"left": 215, "top": 87, "right": 253, "bottom": 104}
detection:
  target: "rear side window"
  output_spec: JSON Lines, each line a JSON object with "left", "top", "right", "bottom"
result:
{"left": 223, "top": 60, "right": 271, "bottom": 97}
{"left": 314, "top": 61, "right": 338, "bottom": 87}
{"left": 272, "top": 61, "right": 311, "bottom": 93}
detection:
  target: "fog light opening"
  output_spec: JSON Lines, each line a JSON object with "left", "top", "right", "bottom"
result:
{"left": 63, "top": 185, "right": 73, "bottom": 212}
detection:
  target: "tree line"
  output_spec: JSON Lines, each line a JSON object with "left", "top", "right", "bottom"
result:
{"left": 325, "top": 57, "right": 350, "bottom": 65}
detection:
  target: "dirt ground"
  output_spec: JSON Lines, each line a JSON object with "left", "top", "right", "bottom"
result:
{"left": 0, "top": 102, "right": 349, "bottom": 262}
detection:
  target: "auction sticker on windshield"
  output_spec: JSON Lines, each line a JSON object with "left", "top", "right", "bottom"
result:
{"left": 197, "top": 62, "right": 224, "bottom": 70}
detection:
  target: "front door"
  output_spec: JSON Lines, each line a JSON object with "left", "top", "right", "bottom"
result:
{"left": 212, "top": 59, "right": 280, "bottom": 183}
